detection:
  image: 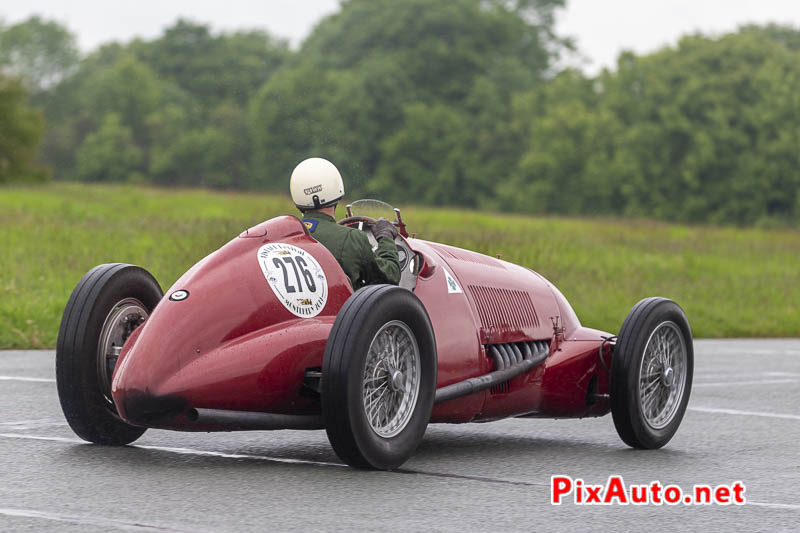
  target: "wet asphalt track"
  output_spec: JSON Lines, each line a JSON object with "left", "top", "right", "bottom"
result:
{"left": 0, "top": 339, "right": 798, "bottom": 532}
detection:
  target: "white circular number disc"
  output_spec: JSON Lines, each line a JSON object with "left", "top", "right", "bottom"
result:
{"left": 257, "top": 243, "right": 328, "bottom": 317}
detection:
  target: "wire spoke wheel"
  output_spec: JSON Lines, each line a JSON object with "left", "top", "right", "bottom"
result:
{"left": 638, "top": 321, "right": 687, "bottom": 430}
{"left": 362, "top": 320, "right": 421, "bottom": 438}
{"left": 322, "top": 284, "right": 436, "bottom": 470}
{"left": 611, "top": 297, "right": 693, "bottom": 449}
{"left": 97, "top": 298, "right": 149, "bottom": 408}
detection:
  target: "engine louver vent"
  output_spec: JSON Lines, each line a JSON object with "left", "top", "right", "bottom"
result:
{"left": 468, "top": 285, "right": 540, "bottom": 333}
{"left": 432, "top": 245, "right": 505, "bottom": 269}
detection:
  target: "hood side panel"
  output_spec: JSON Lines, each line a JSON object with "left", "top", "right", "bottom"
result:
{"left": 425, "top": 242, "right": 558, "bottom": 344}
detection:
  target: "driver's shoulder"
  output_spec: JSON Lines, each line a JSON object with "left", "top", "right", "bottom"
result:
{"left": 309, "top": 217, "right": 367, "bottom": 249}
{"left": 303, "top": 215, "right": 345, "bottom": 236}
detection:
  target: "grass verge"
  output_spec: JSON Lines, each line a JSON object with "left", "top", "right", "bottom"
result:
{"left": 1, "top": 182, "right": 798, "bottom": 348}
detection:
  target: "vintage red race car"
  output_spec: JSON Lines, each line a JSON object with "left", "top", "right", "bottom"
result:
{"left": 56, "top": 200, "right": 694, "bottom": 470}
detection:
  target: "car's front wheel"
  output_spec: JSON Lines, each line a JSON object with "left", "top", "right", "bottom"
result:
{"left": 611, "top": 297, "right": 693, "bottom": 449}
{"left": 56, "top": 263, "right": 162, "bottom": 445}
{"left": 322, "top": 285, "right": 436, "bottom": 470}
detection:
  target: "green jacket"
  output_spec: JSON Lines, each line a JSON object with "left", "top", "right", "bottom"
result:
{"left": 302, "top": 212, "right": 400, "bottom": 289}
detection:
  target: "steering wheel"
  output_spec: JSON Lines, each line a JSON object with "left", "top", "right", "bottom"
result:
{"left": 336, "top": 215, "right": 377, "bottom": 227}
{"left": 337, "top": 215, "right": 410, "bottom": 271}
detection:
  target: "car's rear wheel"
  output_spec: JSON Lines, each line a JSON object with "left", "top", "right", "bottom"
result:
{"left": 611, "top": 297, "right": 693, "bottom": 449}
{"left": 322, "top": 285, "right": 436, "bottom": 469}
{"left": 56, "top": 263, "right": 162, "bottom": 445}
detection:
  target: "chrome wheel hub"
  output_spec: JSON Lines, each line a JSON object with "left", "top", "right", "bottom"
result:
{"left": 662, "top": 367, "right": 675, "bottom": 388}
{"left": 97, "top": 298, "right": 148, "bottom": 407}
{"left": 390, "top": 370, "right": 405, "bottom": 392}
{"left": 639, "top": 321, "right": 687, "bottom": 430}
{"left": 362, "top": 320, "right": 421, "bottom": 438}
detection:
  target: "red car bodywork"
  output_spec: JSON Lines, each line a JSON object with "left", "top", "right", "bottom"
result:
{"left": 112, "top": 215, "right": 612, "bottom": 429}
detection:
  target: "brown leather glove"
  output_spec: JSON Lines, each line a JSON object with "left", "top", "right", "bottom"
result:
{"left": 374, "top": 218, "right": 398, "bottom": 241}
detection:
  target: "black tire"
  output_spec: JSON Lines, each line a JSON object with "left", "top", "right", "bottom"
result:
{"left": 611, "top": 297, "right": 693, "bottom": 449}
{"left": 56, "top": 263, "right": 162, "bottom": 445}
{"left": 322, "top": 285, "right": 437, "bottom": 470}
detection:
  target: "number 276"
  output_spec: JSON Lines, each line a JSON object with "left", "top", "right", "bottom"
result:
{"left": 273, "top": 256, "right": 316, "bottom": 293}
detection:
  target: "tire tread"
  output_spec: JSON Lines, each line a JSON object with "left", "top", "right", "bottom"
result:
{"left": 322, "top": 285, "right": 436, "bottom": 469}
{"left": 56, "top": 264, "right": 161, "bottom": 445}
{"left": 611, "top": 297, "right": 693, "bottom": 449}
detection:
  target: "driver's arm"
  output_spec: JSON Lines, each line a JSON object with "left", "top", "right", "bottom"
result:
{"left": 351, "top": 231, "right": 400, "bottom": 286}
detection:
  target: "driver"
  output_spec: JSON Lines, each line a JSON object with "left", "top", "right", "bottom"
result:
{"left": 289, "top": 157, "right": 400, "bottom": 289}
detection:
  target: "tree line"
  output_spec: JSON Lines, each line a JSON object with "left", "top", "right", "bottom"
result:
{"left": 1, "top": 0, "right": 799, "bottom": 226}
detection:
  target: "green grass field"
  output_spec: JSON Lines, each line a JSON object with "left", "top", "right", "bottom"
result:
{"left": 1, "top": 182, "right": 798, "bottom": 348}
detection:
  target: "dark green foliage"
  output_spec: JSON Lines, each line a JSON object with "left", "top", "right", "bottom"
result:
{"left": 250, "top": 0, "right": 564, "bottom": 197}
{"left": 498, "top": 28, "right": 800, "bottom": 225}
{"left": 0, "top": 74, "right": 46, "bottom": 183}
{"left": 0, "top": 16, "right": 79, "bottom": 91}
{"left": 74, "top": 113, "right": 142, "bottom": 182}
{"left": 151, "top": 126, "right": 235, "bottom": 188}
{"left": 2, "top": 4, "right": 799, "bottom": 226}
{"left": 130, "top": 20, "right": 289, "bottom": 110}
{"left": 10, "top": 18, "right": 288, "bottom": 185}
{"left": 372, "top": 103, "right": 476, "bottom": 205}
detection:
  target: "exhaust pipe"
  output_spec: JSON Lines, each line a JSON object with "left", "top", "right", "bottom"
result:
{"left": 434, "top": 341, "right": 549, "bottom": 404}
{"left": 188, "top": 408, "right": 324, "bottom": 431}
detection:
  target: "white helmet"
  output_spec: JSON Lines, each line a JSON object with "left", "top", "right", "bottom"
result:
{"left": 289, "top": 157, "right": 345, "bottom": 210}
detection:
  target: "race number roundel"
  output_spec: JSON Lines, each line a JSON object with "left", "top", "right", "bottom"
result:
{"left": 257, "top": 243, "right": 328, "bottom": 317}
